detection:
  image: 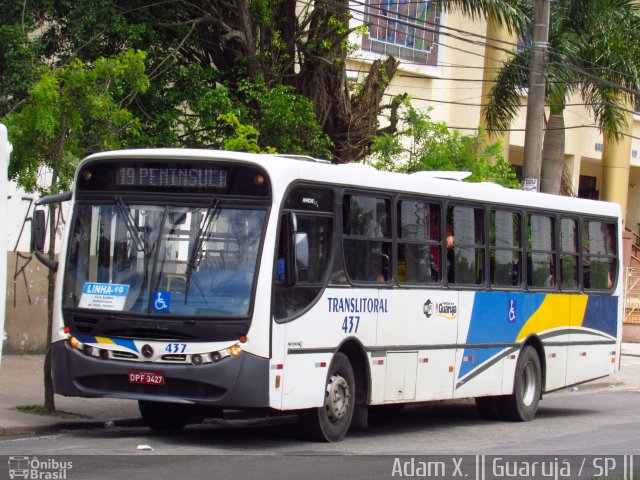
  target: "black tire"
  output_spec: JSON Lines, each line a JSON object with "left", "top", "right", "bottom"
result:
{"left": 475, "top": 396, "right": 501, "bottom": 420}
{"left": 139, "top": 400, "right": 192, "bottom": 432}
{"left": 496, "top": 346, "right": 541, "bottom": 421}
{"left": 299, "top": 353, "right": 355, "bottom": 442}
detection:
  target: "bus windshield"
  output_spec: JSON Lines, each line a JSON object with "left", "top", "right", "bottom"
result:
{"left": 63, "top": 201, "right": 266, "bottom": 317}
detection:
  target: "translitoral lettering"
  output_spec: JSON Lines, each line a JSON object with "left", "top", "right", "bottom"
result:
{"left": 327, "top": 297, "right": 388, "bottom": 313}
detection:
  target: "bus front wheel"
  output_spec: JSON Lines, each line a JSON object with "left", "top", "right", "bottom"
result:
{"left": 497, "top": 346, "right": 541, "bottom": 421}
{"left": 139, "top": 400, "right": 192, "bottom": 432}
{"left": 300, "top": 352, "right": 355, "bottom": 442}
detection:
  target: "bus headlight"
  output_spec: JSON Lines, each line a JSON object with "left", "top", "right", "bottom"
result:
{"left": 227, "top": 344, "right": 242, "bottom": 357}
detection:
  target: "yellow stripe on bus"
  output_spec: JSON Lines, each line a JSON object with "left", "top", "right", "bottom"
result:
{"left": 516, "top": 294, "right": 589, "bottom": 342}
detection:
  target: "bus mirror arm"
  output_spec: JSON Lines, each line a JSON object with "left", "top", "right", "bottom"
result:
{"left": 34, "top": 250, "right": 58, "bottom": 272}
{"left": 34, "top": 191, "right": 72, "bottom": 206}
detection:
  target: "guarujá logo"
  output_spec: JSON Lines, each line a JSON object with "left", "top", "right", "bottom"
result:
{"left": 423, "top": 300, "right": 457, "bottom": 320}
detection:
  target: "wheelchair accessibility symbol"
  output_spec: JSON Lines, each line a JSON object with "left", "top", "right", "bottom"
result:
{"left": 508, "top": 299, "right": 517, "bottom": 323}
{"left": 153, "top": 290, "right": 171, "bottom": 312}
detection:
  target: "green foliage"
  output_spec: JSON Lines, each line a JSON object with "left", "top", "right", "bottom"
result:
{"left": 0, "top": 0, "right": 334, "bottom": 159}
{"left": 0, "top": 24, "right": 42, "bottom": 114}
{"left": 236, "top": 78, "right": 332, "bottom": 157}
{"left": 15, "top": 405, "right": 55, "bottom": 416}
{"left": 4, "top": 49, "right": 149, "bottom": 194}
{"left": 127, "top": 66, "right": 331, "bottom": 155}
{"left": 368, "top": 104, "right": 520, "bottom": 188}
{"left": 217, "top": 112, "right": 269, "bottom": 153}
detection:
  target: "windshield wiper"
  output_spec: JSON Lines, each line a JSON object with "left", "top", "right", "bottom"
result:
{"left": 116, "top": 196, "right": 145, "bottom": 252}
{"left": 184, "top": 198, "right": 221, "bottom": 301}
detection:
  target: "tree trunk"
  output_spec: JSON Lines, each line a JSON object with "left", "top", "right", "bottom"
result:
{"left": 295, "top": 0, "right": 399, "bottom": 162}
{"left": 540, "top": 111, "right": 565, "bottom": 195}
{"left": 44, "top": 202, "right": 57, "bottom": 413}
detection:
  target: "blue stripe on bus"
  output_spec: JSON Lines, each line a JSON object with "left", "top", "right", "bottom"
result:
{"left": 459, "top": 292, "right": 617, "bottom": 381}
{"left": 582, "top": 296, "right": 618, "bottom": 338}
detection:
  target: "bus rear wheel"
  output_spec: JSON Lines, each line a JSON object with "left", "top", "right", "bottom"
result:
{"left": 496, "top": 346, "right": 541, "bottom": 421}
{"left": 139, "top": 400, "right": 192, "bottom": 432}
{"left": 300, "top": 353, "right": 355, "bottom": 442}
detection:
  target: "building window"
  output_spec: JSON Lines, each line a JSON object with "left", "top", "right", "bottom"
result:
{"left": 362, "top": 0, "right": 441, "bottom": 65}
{"left": 578, "top": 175, "right": 598, "bottom": 200}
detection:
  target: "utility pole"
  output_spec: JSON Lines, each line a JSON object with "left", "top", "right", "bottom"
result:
{"left": 522, "top": 0, "right": 551, "bottom": 192}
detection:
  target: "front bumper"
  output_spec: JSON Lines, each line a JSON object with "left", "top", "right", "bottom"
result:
{"left": 52, "top": 340, "right": 270, "bottom": 407}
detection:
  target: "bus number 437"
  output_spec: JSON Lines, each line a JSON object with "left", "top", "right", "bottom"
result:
{"left": 342, "top": 316, "right": 360, "bottom": 334}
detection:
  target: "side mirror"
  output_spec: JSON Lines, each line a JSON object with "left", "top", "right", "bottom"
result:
{"left": 31, "top": 209, "right": 46, "bottom": 253}
{"left": 31, "top": 209, "right": 58, "bottom": 271}
{"left": 294, "top": 232, "right": 309, "bottom": 281}
{"left": 30, "top": 191, "right": 71, "bottom": 272}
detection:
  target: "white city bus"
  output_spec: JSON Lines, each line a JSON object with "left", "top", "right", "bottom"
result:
{"left": 33, "top": 149, "right": 622, "bottom": 442}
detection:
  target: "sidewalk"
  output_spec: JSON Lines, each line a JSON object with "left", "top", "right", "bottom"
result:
{"left": 0, "top": 355, "right": 140, "bottom": 436}
{"left": 0, "top": 344, "right": 639, "bottom": 437}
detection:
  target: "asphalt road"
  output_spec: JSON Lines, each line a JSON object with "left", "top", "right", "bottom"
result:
{"left": 1, "top": 356, "right": 639, "bottom": 480}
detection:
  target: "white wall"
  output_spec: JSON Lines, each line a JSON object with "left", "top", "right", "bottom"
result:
{"left": 0, "top": 124, "right": 10, "bottom": 363}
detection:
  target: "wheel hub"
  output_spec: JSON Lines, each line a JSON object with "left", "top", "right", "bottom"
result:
{"left": 324, "top": 374, "right": 351, "bottom": 423}
{"left": 521, "top": 361, "right": 536, "bottom": 406}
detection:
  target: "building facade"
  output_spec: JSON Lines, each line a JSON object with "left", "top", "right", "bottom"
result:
{"left": 347, "top": 2, "right": 640, "bottom": 230}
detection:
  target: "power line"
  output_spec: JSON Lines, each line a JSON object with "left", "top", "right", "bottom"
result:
{"left": 382, "top": 92, "right": 634, "bottom": 111}
{"left": 309, "top": 0, "right": 532, "bottom": 69}
{"left": 345, "top": 0, "right": 525, "bottom": 51}
{"left": 320, "top": 0, "right": 640, "bottom": 98}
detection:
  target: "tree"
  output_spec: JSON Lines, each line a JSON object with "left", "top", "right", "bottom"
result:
{"left": 4, "top": 50, "right": 149, "bottom": 413}
{"left": 368, "top": 104, "right": 520, "bottom": 188}
{"left": 484, "top": 0, "right": 640, "bottom": 195}
{"left": 1, "top": 0, "right": 526, "bottom": 162}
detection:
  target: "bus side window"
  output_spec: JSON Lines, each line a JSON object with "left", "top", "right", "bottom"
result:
{"left": 342, "top": 194, "right": 392, "bottom": 283}
{"left": 274, "top": 186, "right": 334, "bottom": 320}
{"left": 397, "top": 199, "right": 441, "bottom": 284}
{"left": 527, "top": 214, "right": 556, "bottom": 289}
{"left": 447, "top": 205, "right": 484, "bottom": 286}
{"left": 583, "top": 220, "right": 617, "bottom": 290}
{"left": 489, "top": 210, "right": 521, "bottom": 287}
{"left": 560, "top": 218, "right": 579, "bottom": 290}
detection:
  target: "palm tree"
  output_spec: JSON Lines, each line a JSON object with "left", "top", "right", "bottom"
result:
{"left": 484, "top": 0, "right": 640, "bottom": 195}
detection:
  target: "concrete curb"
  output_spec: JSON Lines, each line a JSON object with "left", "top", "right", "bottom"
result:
{"left": 0, "top": 417, "right": 144, "bottom": 437}
{"left": 622, "top": 351, "right": 640, "bottom": 358}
